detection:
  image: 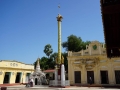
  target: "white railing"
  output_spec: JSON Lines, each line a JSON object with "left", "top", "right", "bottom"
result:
{"left": 49, "top": 80, "right": 70, "bottom": 86}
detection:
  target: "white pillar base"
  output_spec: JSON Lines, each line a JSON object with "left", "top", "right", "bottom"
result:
{"left": 61, "top": 64, "right": 65, "bottom": 86}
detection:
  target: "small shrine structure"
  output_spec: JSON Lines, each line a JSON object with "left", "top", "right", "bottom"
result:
{"left": 30, "top": 58, "right": 47, "bottom": 85}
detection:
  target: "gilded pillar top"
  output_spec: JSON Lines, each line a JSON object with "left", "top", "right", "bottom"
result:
{"left": 57, "top": 14, "right": 63, "bottom": 21}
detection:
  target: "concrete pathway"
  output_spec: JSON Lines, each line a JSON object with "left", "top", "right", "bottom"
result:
{"left": 1, "top": 85, "right": 120, "bottom": 90}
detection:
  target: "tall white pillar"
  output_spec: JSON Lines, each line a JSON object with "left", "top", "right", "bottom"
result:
{"left": 61, "top": 64, "right": 65, "bottom": 86}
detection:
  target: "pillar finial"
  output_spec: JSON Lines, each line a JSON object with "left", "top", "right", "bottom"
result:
{"left": 58, "top": 3, "right": 60, "bottom": 14}
{"left": 57, "top": 4, "right": 63, "bottom": 22}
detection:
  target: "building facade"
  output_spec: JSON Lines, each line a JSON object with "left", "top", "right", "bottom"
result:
{"left": 0, "top": 60, "right": 34, "bottom": 84}
{"left": 67, "top": 41, "right": 120, "bottom": 85}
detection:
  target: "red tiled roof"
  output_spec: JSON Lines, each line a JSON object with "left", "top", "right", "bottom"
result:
{"left": 43, "top": 69, "right": 55, "bottom": 73}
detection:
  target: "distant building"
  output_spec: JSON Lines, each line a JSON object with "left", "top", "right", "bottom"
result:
{"left": 67, "top": 41, "right": 120, "bottom": 85}
{"left": 0, "top": 60, "right": 34, "bottom": 84}
{"left": 43, "top": 69, "right": 55, "bottom": 80}
{"left": 100, "top": 0, "right": 120, "bottom": 58}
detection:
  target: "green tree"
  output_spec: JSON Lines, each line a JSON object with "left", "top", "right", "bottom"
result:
{"left": 62, "top": 34, "right": 91, "bottom": 51}
{"left": 33, "top": 54, "right": 57, "bottom": 71}
{"left": 49, "top": 52, "right": 58, "bottom": 69}
{"left": 40, "top": 57, "right": 49, "bottom": 70}
{"left": 62, "top": 34, "right": 82, "bottom": 52}
{"left": 50, "top": 52, "right": 58, "bottom": 60}
{"left": 81, "top": 41, "right": 91, "bottom": 50}
{"left": 44, "top": 44, "right": 53, "bottom": 58}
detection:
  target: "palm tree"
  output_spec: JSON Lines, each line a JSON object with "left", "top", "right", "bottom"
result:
{"left": 44, "top": 44, "right": 53, "bottom": 58}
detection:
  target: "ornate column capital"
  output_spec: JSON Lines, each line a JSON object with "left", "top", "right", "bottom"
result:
{"left": 57, "top": 14, "right": 63, "bottom": 21}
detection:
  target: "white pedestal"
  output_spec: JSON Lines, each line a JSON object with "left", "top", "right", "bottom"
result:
{"left": 61, "top": 64, "right": 65, "bottom": 86}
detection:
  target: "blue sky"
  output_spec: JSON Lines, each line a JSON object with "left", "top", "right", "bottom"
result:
{"left": 0, "top": 0, "right": 104, "bottom": 64}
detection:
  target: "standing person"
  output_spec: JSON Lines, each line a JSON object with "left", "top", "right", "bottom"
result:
{"left": 31, "top": 78, "right": 34, "bottom": 87}
{"left": 89, "top": 77, "right": 92, "bottom": 88}
{"left": 89, "top": 77, "right": 92, "bottom": 85}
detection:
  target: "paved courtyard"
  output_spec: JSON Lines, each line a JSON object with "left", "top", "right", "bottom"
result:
{"left": 1, "top": 85, "right": 119, "bottom": 90}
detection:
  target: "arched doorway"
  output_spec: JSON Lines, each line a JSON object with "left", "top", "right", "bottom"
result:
{"left": 35, "top": 78, "right": 37, "bottom": 85}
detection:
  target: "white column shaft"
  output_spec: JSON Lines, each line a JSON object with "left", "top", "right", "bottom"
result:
{"left": 61, "top": 64, "right": 65, "bottom": 86}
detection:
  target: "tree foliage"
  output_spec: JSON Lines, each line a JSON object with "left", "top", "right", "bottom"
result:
{"left": 50, "top": 52, "right": 58, "bottom": 60}
{"left": 62, "top": 35, "right": 82, "bottom": 52}
{"left": 81, "top": 41, "right": 91, "bottom": 50}
{"left": 40, "top": 57, "right": 49, "bottom": 70}
{"left": 44, "top": 44, "right": 53, "bottom": 58}
{"left": 62, "top": 34, "right": 91, "bottom": 52}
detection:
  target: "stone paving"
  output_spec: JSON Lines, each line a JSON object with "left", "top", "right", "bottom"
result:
{"left": 1, "top": 85, "right": 120, "bottom": 90}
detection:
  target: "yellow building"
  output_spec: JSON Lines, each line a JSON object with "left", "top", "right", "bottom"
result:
{"left": 0, "top": 60, "right": 34, "bottom": 84}
{"left": 67, "top": 41, "right": 120, "bottom": 85}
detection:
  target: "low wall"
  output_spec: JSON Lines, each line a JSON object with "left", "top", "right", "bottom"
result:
{"left": 49, "top": 80, "right": 70, "bottom": 86}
